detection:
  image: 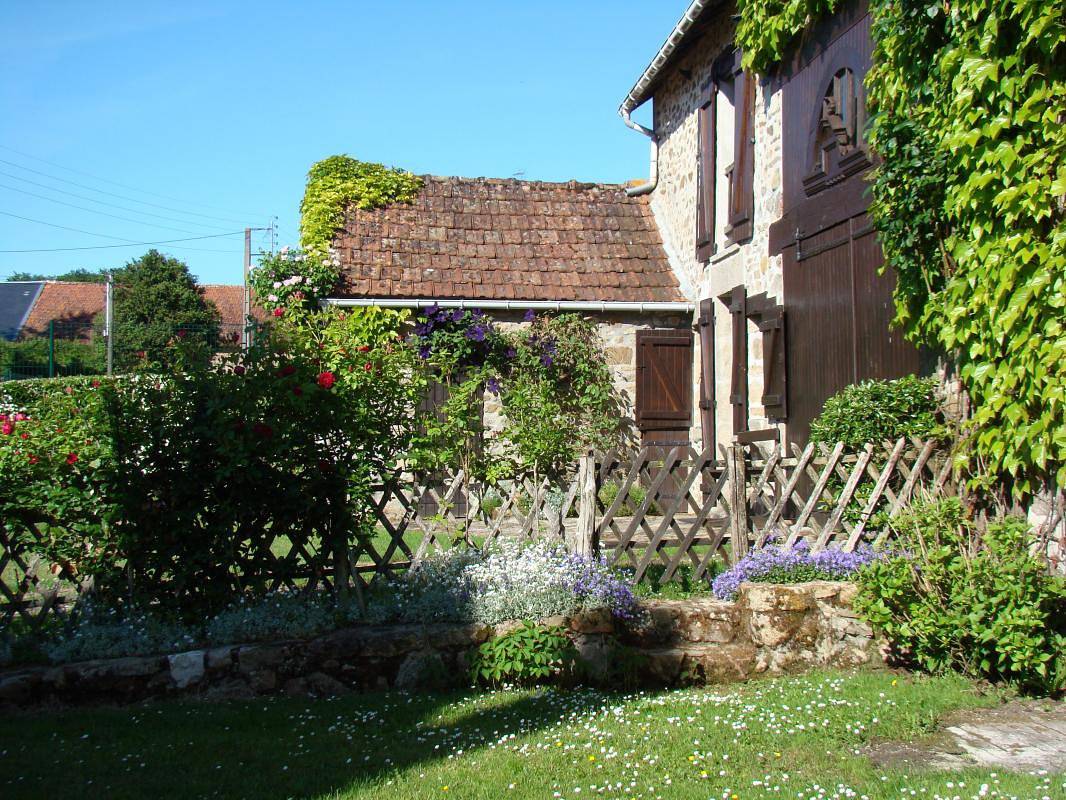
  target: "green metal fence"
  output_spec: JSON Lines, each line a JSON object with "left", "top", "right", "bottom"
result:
{"left": 0, "top": 321, "right": 254, "bottom": 381}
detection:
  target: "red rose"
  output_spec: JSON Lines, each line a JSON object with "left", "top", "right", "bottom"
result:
{"left": 292, "top": 385, "right": 303, "bottom": 396}
{"left": 1, "top": 422, "right": 13, "bottom": 436}
{"left": 252, "top": 422, "right": 274, "bottom": 438}
{"left": 233, "top": 365, "right": 246, "bottom": 376}
{"left": 91, "top": 380, "right": 101, "bottom": 388}
{"left": 358, "top": 345, "right": 371, "bottom": 352}
{"left": 19, "top": 433, "right": 28, "bottom": 440}
{"left": 176, "top": 330, "right": 187, "bottom": 339}
{"left": 273, "top": 308, "right": 284, "bottom": 318}
{"left": 66, "top": 453, "right": 78, "bottom": 465}
{"left": 363, "top": 362, "right": 373, "bottom": 372}
{"left": 277, "top": 364, "right": 297, "bottom": 377}
{"left": 317, "top": 371, "right": 336, "bottom": 389}
{"left": 27, "top": 454, "right": 38, "bottom": 465}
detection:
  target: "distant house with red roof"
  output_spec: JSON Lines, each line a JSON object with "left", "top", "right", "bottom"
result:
{"left": 14, "top": 281, "right": 263, "bottom": 342}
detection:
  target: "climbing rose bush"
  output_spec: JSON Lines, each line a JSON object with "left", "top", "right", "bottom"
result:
{"left": 0, "top": 377, "right": 118, "bottom": 581}
{"left": 712, "top": 538, "right": 881, "bottom": 600}
{"left": 249, "top": 246, "right": 341, "bottom": 312}
{"left": 367, "top": 540, "right": 637, "bottom": 625}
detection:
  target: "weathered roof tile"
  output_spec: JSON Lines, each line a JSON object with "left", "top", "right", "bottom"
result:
{"left": 333, "top": 176, "right": 682, "bottom": 303}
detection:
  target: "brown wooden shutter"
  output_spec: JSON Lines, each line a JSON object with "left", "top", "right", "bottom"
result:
{"left": 719, "top": 286, "right": 748, "bottom": 434}
{"left": 697, "top": 298, "right": 716, "bottom": 451}
{"left": 695, "top": 85, "right": 717, "bottom": 263}
{"left": 636, "top": 329, "right": 694, "bottom": 431}
{"left": 726, "top": 56, "right": 756, "bottom": 244}
{"left": 758, "top": 304, "right": 788, "bottom": 421}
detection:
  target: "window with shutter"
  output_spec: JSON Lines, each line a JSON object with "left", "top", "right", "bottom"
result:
{"left": 695, "top": 87, "right": 717, "bottom": 263}
{"left": 725, "top": 53, "right": 756, "bottom": 244}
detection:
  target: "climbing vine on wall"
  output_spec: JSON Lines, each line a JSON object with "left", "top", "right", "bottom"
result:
{"left": 251, "top": 156, "right": 423, "bottom": 309}
{"left": 299, "top": 155, "right": 423, "bottom": 255}
{"left": 737, "top": 0, "right": 1065, "bottom": 495}
{"left": 735, "top": 0, "right": 840, "bottom": 73}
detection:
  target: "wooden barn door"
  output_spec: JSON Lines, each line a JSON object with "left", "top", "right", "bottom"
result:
{"left": 636, "top": 329, "right": 694, "bottom": 457}
{"left": 769, "top": 0, "right": 920, "bottom": 445}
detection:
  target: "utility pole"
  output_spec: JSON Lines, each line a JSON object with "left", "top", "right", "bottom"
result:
{"left": 105, "top": 271, "right": 114, "bottom": 376}
{"left": 243, "top": 227, "right": 252, "bottom": 350}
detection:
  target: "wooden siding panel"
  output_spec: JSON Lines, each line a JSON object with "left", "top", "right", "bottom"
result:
{"left": 852, "top": 223, "right": 920, "bottom": 380}
{"left": 780, "top": 9, "right": 874, "bottom": 220}
{"left": 783, "top": 220, "right": 855, "bottom": 444}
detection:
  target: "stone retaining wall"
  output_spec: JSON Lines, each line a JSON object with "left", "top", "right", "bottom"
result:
{"left": 0, "top": 582, "right": 879, "bottom": 708}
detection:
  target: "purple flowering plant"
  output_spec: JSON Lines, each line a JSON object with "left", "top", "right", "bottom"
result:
{"left": 410, "top": 305, "right": 505, "bottom": 375}
{"left": 711, "top": 537, "right": 882, "bottom": 600}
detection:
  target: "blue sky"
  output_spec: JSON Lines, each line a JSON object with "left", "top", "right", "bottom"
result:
{"left": 0, "top": 1, "right": 669, "bottom": 284}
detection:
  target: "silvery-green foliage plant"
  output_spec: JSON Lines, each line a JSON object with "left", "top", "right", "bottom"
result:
{"left": 204, "top": 591, "right": 339, "bottom": 645}
{"left": 44, "top": 602, "right": 196, "bottom": 664}
{"left": 367, "top": 539, "right": 635, "bottom": 625}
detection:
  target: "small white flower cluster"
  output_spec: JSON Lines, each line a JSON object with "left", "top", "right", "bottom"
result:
{"left": 367, "top": 539, "right": 632, "bottom": 625}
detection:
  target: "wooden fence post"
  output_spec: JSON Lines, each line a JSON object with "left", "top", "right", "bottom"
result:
{"left": 569, "top": 451, "right": 598, "bottom": 557}
{"left": 728, "top": 442, "right": 749, "bottom": 562}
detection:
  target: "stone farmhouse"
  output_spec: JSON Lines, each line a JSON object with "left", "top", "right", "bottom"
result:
{"left": 326, "top": 0, "right": 920, "bottom": 454}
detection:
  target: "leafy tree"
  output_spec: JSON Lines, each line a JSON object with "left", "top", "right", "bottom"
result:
{"left": 111, "top": 250, "right": 220, "bottom": 368}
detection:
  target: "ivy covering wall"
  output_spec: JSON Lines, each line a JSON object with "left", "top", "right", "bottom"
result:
{"left": 299, "top": 155, "right": 423, "bottom": 254}
{"left": 737, "top": 0, "right": 1065, "bottom": 495}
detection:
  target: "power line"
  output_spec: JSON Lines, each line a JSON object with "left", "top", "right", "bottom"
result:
{"left": 0, "top": 182, "right": 210, "bottom": 235}
{"left": 0, "top": 212, "right": 245, "bottom": 252}
{"left": 0, "top": 157, "right": 257, "bottom": 226}
{"left": 0, "top": 169, "right": 235, "bottom": 231}
{"left": 0, "top": 144, "right": 268, "bottom": 219}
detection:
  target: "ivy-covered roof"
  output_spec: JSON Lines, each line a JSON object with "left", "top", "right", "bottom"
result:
{"left": 330, "top": 176, "right": 682, "bottom": 303}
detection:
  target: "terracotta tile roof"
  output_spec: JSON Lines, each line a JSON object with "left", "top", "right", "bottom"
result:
{"left": 202, "top": 285, "right": 268, "bottom": 327}
{"left": 21, "top": 282, "right": 104, "bottom": 336}
{"left": 332, "top": 176, "right": 684, "bottom": 303}
{"left": 20, "top": 282, "right": 262, "bottom": 338}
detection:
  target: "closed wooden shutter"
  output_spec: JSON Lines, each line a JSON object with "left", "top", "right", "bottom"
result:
{"left": 636, "top": 330, "right": 694, "bottom": 432}
{"left": 726, "top": 57, "right": 756, "bottom": 244}
{"left": 746, "top": 293, "right": 788, "bottom": 421}
{"left": 719, "top": 286, "right": 748, "bottom": 434}
{"left": 697, "top": 298, "right": 716, "bottom": 451}
{"left": 695, "top": 86, "right": 717, "bottom": 263}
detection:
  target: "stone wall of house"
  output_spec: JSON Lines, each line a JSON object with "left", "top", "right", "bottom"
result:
{"left": 648, "top": 2, "right": 786, "bottom": 447}
{"left": 0, "top": 582, "right": 880, "bottom": 708}
{"left": 480, "top": 310, "right": 693, "bottom": 445}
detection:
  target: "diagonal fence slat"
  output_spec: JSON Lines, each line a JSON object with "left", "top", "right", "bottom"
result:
{"left": 1, "top": 437, "right": 953, "bottom": 631}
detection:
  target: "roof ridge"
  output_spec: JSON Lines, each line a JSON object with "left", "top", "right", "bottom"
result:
{"left": 420, "top": 174, "right": 635, "bottom": 191}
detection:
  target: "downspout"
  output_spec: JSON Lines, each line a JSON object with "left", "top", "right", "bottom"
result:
{"left": 622, "top": 109, "right": 658, "bottom": 197}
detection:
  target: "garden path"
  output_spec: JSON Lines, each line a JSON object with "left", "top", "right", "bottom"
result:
{"left": 867, "top": 699, "right": 1066, "bottom": 772}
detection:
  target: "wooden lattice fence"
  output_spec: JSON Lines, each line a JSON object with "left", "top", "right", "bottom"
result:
{"left": 593, "top": 437, "right": 952, "bottom": 582}
{"left": 0, "top": 437, "right": 950, "bottom": 632}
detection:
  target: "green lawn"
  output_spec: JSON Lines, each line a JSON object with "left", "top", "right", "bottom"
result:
{"left": 0, "top": 670, "right": 1060, "bottom": 800}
